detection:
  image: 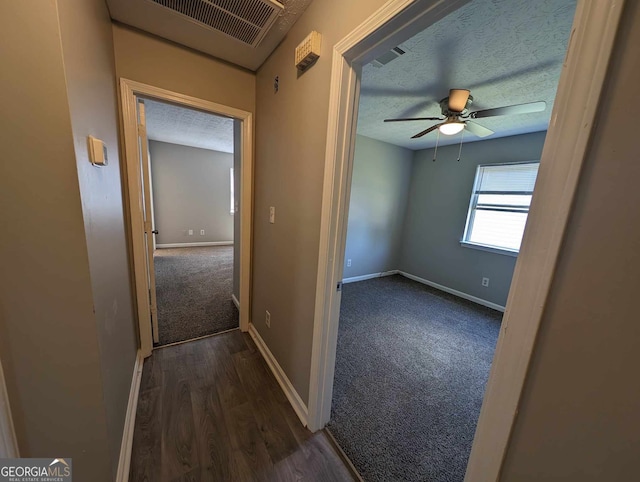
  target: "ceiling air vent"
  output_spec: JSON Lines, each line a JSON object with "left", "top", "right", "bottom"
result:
{"left": 372, "top": 46, "right": 406, "bottom": 67}
{"left": 149, "top": 0, "right": 284, "bottom": 47}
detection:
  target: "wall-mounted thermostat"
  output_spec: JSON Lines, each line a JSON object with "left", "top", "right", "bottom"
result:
{"left": 295, "top": 31, "right": 321, "bottom": 71}
{"left": 88, "top": 135, "right": 108, "bottom": 166}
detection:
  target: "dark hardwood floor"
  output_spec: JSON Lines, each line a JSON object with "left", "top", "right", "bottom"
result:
{"left": 130, "top": 329, "right": 355, "bottom": 482}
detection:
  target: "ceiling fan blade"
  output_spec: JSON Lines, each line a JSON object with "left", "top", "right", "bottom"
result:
{"left": 412, "top": 124, "right": 442, "bottom": 139}
{"left": 465, "top": 121, "right": 494, "bottom": 138}
{"left": 470, "top": 101, "right": 546, "bottom": 119}
{"left": 448, "top": 89, "right": 470, "bottom": 112}
{"left": 384, "top": 116, "right": 443, "bottom": 122}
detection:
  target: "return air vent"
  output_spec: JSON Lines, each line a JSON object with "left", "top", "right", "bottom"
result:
{"left": 372, "top": 46, "right": 406, "bottom": 67}
{"left": 149, "top": 0, "right": 284, "bottom": 47}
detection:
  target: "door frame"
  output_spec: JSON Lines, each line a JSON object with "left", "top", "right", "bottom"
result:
{"left": 119, "top": 79, "right": 253, "bottom": 357}
{"left": 0, "top": 357, "right": 18, "bottom": 458}
{"left": 307, "top": 1, "right": 624, "bottom": 481}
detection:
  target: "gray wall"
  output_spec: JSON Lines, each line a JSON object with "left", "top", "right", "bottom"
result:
{"left": 400, "top": 132, "right": 546, "bottom": 307}
{"left": 149, "top": 141, "right": 234, "bottom": 245}
{"left": 343, "top": 135, "right": 413, "bottom": 279}
{"left": 500, "top": 1, "right": 640, "bottom": 478}
{"left": 57, "top": 0, "right": 139, "bottom": 477}
{"left": 0, "top": 0, "right": 131, "bottom": 479}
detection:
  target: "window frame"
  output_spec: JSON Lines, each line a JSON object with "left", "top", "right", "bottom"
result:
{"left": 461, "top": 160, "right": 540, "bottom": 256}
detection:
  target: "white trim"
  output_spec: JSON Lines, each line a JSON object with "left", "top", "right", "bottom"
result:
{"left": 248, "top": 323, "right": 308, "bottom": 427}
{"left": 231, "top": 293, "right": 240, "bottom": 310}
{"left": 460, "top": 241, "right": 519, "bottom": 258}
{"left": 308, "top": 1, "right": 624, "bottom": 480}
{"left": 153, "top": 327, "right": 240, "bottom": 350}
{"left": 155, "top": 241, "right": 233, "bottom": 248}
{"left": 116, "top": 351, "right": 143, "bottom": 482}
{"left": 119, "top": 78, "right": 254, "bottom": 357}
{"left": 0, "top": 358, "right": 19, "bottom": 458}
{"left": 399, "top": 271, "right": 505, "bottom": 312}
{"left": 342, "top": 270, "right": 398, "bottom": 284}
{"left": 341, "top": 269, "right": 505, "bottom": 311}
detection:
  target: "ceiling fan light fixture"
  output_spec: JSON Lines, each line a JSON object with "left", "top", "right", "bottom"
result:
{"left": 439, "top": 121, "right": 465, "bottom": 136}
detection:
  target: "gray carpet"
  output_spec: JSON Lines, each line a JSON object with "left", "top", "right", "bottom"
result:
{"left": 327, "top": 275, "right": 502, "bottom": 482}
{"left": 154, "top": 246, "right": 238, "bottom": 346}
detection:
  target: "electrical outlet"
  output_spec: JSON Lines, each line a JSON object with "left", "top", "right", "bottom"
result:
{"left": 347, "top": 259, "right": 352, "bottom": 267}
{"left": 265, "top": 310, "right": 271, "bottom": 328}
{"left": 200, "top": 229, "right": 205, "bottom": 236}
{"left": 269, "top": 206, "right": 275, "bottom": 224}
{"left": 482, "top": 277, "right": 490, "bottom": 287}
{"left": 188, "top": 229, "right": 193, "bottom": 236}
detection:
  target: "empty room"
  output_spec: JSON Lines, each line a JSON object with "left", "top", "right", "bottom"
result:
{"left": 327, "top": 0, "right": 576, "bottom": 480}
{"left": 143, "top": 99, "right": 240, "bottom": 346}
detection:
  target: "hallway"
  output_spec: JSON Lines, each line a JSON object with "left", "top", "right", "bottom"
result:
{"left": 129, "top": 330, "right": 354, "bottom": 481}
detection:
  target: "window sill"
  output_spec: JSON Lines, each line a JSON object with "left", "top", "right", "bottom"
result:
{"left": 460, "top": 241, "right": 519, "bottom": 257}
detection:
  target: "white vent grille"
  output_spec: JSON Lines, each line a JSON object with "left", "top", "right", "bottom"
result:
{"left": 149, "top": 0, "right": 284, "bottom": 47}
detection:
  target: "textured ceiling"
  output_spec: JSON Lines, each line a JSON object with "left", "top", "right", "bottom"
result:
{"left": 106, "top": 0, "right": 313, "bottom": 71}
{"left": 357, "top": 0, "right": 576, "bottom": 150}
{"left": 144, "top": 99, "right": 234, "bottom": 153}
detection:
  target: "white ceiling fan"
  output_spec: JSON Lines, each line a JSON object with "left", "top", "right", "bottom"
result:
{"left": 384, "top": 89, "right": 546, "bottom": 139}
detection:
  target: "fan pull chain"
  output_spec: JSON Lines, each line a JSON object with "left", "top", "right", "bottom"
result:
{"left": 457, "top": 129, "right": 465, "bottom": 162}
{"left": 433, "top": 130, "right": 440, "bottom": 162}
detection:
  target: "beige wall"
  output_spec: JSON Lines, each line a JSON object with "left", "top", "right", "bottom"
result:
{"left": 0, "top": 1, "right": 112, "bottom": 479}
{"left": 500, "top": 1, "right": 640, "bottom": 479}
{"left": 57, "top": 0, "right": 139, "bottom": 478}
{"left": 253, "top": 0, "right": 388, "bottom": 404}
{"left": 112, "top": 23, "right": 256, "bottom": 114}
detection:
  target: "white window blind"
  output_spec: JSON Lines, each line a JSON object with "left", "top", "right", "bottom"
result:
{"left": 463, "top": 162, "right": 539, "bottom": 253}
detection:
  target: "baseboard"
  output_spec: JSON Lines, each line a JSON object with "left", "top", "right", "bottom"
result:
{"left": 231, "top": 293, "right": 240, "bottom": 310}
{"left": 156, "top": 241, "right": 233, "bottom": 248}
{"left": 248, "top": 323, "right": 309, "bottom": 426}
{"left": 116, "top": 351, "right": 144, "bottom": 482}
{"left": 398, "top": 271, "right": 506, "bottom": 312}
{"left": 342, "top": 270, "right": 399, "bottom": 284}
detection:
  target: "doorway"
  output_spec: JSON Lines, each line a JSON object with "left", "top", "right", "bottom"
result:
{"left": 140, "top": 98, "right": 239, "bottom": 346}
{"left": 326, "top": 1, "right": 575, "bottom": 478}
{"left": 119, "top": 79, "right": 253, "bottom": 356}
{"left": 307, "top": 0, "right": 622, "bottom": 480}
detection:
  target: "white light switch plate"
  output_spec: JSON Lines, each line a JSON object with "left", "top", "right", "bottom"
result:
{"left": 269, "top": 206, "right": 275, "bottom": 224}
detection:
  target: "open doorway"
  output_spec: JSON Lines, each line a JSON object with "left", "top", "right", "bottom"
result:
{"left": 307, "top": 0, "right": 621, "bottom": 480}
{"left": 141, "top": 99, "right": 239, "bottom": 346}
{"left": 326, "top": 1, "right": 577, "bottom": 478}
{"left": 120, "top": 79, "right": 253, "bottom": 356}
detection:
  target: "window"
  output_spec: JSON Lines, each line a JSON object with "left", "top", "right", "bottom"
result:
{"left": 230, "top": 168, "right": 235, "bottom": 215}
{"left": 462, "top": 162, "right": 539, "bottom": 255}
